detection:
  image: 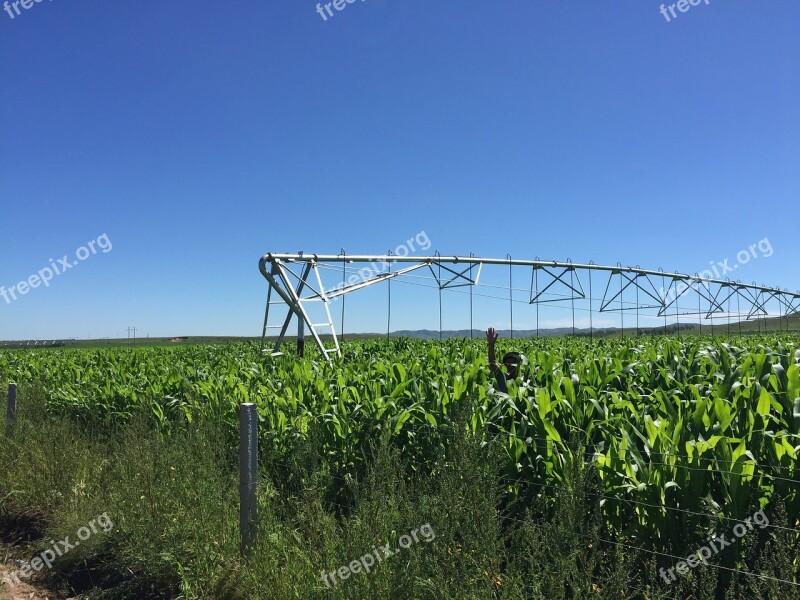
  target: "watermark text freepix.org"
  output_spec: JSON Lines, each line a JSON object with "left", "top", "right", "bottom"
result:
{"left": 658, "top": 237, "right": 773, "bottom": 306}
{"left": 660, "top": 0, "right": 711, "bottom": 23}
{"left": 328, "top": 230, "right": 431, "bottom": 302}
{"left": 660, "top": 509, "right": 769, "bottom": 583}
{"left": 2, "top": 513, "right": 114, "bottom": 587}
{"left": 1, "top": 233, "right": 112, "bottom": 305}
{"left": 320, "top": 522, "right": 435, "bottom": 588}
{"left": 4, "top": 0, "right": 53, "bottom": 21}
{"left": 315, "top": 0, "right": 365, "bottom": 22}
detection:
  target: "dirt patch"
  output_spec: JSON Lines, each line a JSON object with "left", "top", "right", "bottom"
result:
{"left": 0, "top": 514, "right": 62, "bottom": 598}
{"left": 1, "top": 560, "right": 54, "bottom": 599}
{"left": 0, "top": 543, "right": 72, "bottom": 600}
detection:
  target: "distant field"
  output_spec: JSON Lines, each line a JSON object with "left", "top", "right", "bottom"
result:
{"left": 1, "top": 311, "right": 798, "bottom": 349}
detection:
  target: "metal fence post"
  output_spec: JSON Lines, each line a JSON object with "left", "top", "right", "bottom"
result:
{"left": 7, "top": 383, "right": 16, "bottom": 423}
{"left": 239, "top": 402, "right": 258, "bottom": 554}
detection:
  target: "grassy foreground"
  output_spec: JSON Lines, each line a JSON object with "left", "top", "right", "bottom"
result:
{"left": 1, "top": 336, "right": 799, "bottom": 598}
{"left": 0, "top": 390, "right": 797, "bottom": 599}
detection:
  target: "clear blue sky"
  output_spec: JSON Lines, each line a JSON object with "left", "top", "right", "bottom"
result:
{"left": 1, "top": 1, "right": 798, "bottom": 340}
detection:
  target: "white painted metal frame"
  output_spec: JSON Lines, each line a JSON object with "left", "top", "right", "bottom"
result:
{"left": 259, "top": 253, "right": 800, "bottom": 360}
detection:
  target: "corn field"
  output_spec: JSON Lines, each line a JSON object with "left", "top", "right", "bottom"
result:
{"left": 1, "top": 335, "right": 799, "bottom": 589}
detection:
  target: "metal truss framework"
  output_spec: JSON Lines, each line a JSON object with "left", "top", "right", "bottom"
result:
{"left": 259, "top": 253, "right": 800, "bottom": 360}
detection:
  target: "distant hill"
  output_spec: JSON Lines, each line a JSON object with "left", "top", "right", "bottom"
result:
{"left": 389, "top": 324, "right": 696, "bottom": 339}
{"left": 1, "top": 312, "right": 797, "bottom": 348}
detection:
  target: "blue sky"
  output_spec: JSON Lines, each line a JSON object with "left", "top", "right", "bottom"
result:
{"left": 1, "top": 0, "right": 798, "bottom": 340}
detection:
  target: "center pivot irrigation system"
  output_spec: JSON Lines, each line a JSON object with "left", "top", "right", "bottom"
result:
{"left": 258, "top": 252, "right": 800, "bottom": 361}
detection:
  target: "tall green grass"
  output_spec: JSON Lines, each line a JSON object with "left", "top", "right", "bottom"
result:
{"left": 1, "top": 335, "right": 799, "bottom": 598}
{"left": 1, "top": 384, "right": 798, "bottom": 599}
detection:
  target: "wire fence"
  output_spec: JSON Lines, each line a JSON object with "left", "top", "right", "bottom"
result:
{"left": 3, "top": 381, "right": 799, "bottom": 597}
{"left": 258, "top": 410, "right": 800, "bottom": 593}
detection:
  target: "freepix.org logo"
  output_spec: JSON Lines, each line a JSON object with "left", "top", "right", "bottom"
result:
{"left": 320, "top": 523, "right": 436, "bottom": 588}
{"left": 659, "top": 509, "right": 770, "bottom": 584}
{"left": 2, "top": 513, "right": 114, "bottom": 588}
{"left": 660, "top": 0, "right": 711, "bottom": 23}
{"left": 315, "top": 0, "right": 366, "bottom": 22}
{"left": 1, "top": 234, "right": 113, "bottom": 305}
{"left": 327, "top": 231, "right": 431, "bottom": 302}
{"left": 657, "top": 238, "right": 773, "bottom": 307}
{"left": 3, "top": 0, "right": 53, "bottom": 21}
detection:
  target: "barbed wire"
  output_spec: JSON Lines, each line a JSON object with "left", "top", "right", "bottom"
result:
{"left": 179, "top": 450, "right": 800, "bottom": 594}
{"left": 599, "top": 536, "right": 800, "bottom": 588}
{"left": 495, "top": 477, "right": 800, "bottom": 535}
{"left": 262, "top": 416, "right": 799, "bottom": 479}
{"left": 264, "top": 458, "right": 800, "bottom": 537}
{"left": 312, "top": 488, "right": 800, "bottom": 591}
{"left": 3, "top": 387, "right": 798, "bottom": 593}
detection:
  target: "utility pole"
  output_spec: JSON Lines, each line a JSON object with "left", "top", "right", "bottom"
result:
{"left": 127, "top": 326, "right": 137, "bottom": 345}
